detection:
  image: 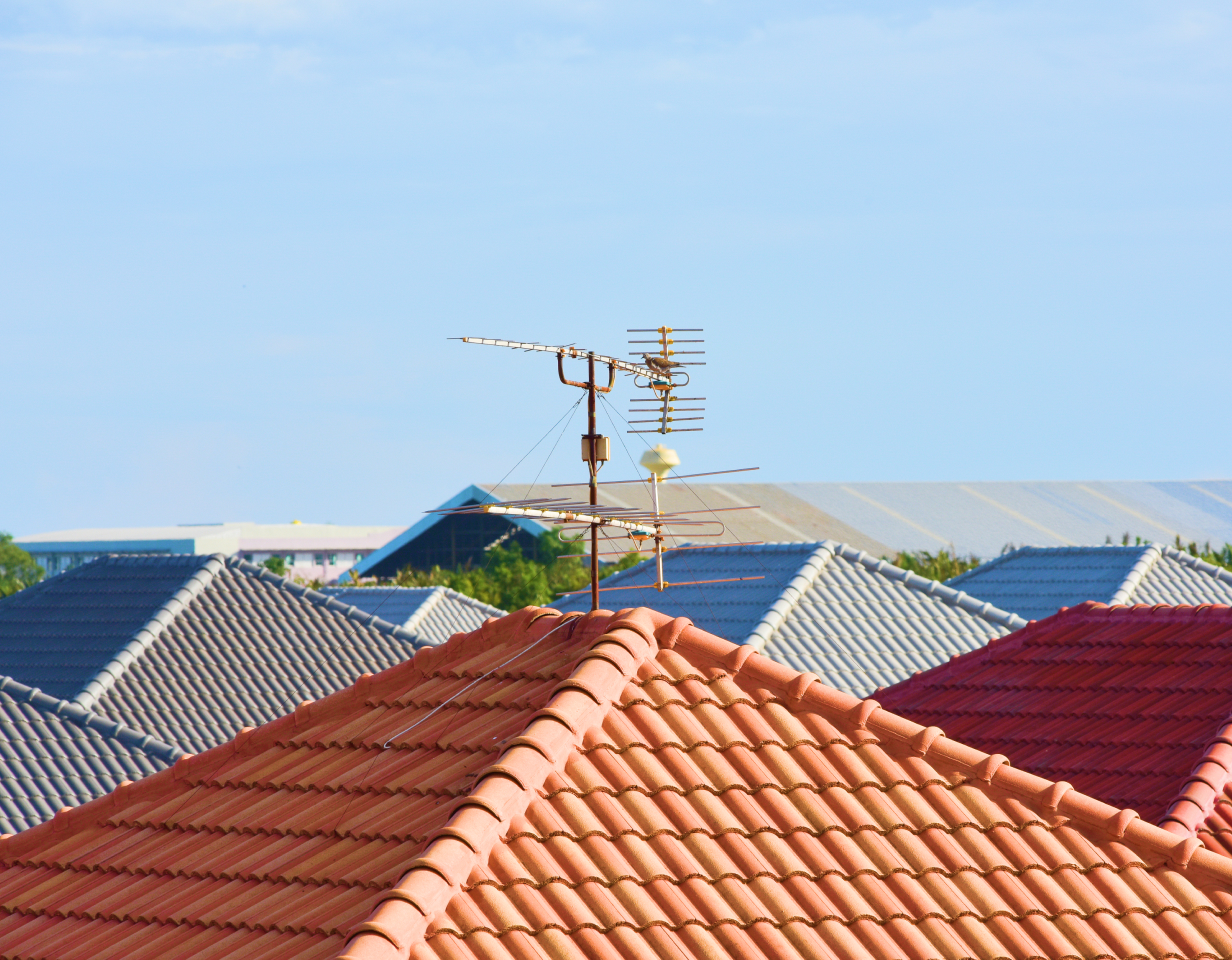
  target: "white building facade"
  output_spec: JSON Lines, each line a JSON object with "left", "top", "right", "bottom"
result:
{"left": 17, "top": 522, "right": 405, "bottom": 585}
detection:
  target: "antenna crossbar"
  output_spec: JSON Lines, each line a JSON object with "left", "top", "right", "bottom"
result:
{"left": 458, "top": 338, "right": 655, "bottom": 378}
{"left": 549, "top": 466, "right": 758, "bottom": 486}
{"left": 556, "top": 576, "right": 765, "bottom": 597}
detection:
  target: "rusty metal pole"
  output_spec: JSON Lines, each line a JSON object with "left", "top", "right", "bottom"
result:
{"left": 587, "top": 352, "right": 599, "bottom": 611}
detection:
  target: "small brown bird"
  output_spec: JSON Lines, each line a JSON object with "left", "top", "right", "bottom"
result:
{"left": 642, "top": 353, "right": 682, "bottom": 374}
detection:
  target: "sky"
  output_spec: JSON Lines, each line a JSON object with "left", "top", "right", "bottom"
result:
{"left": 2, "top": 1, "right": 1230, "bottom": 534}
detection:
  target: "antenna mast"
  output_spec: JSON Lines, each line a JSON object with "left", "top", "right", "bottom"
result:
{"left": 557, "top": 349, "right": 612, "bottom": 610}
{"left": 446, "top": 335, "right": 760, "bottom": 610}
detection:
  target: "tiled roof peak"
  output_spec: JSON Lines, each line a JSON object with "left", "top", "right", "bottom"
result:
{"left": 744, "top": 540, "right": 1026, "bottom": 650}
{"left": 7, "top": 603, "right": 1232, "bottom": 957}
{"left": 329, "top": 605, "right": 1232, "bottom": 958}
{"left": 72, "top": 555, "right": 227, "bottom": 711}
{"left": 1109, "top": 543, "right": 1164, "bottom": 605}
{"left": 67, "top": 555, "right": 426, "bottom": 717}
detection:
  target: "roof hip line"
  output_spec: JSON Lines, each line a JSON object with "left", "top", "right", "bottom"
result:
{"left": 1162, "top": 544, "right": 1232, "bottom": 589}
{"left": 227, "top": 557, "right": 422, "bottom": 646}
{"left": 743, "top": 543, "right": 837, "bottom": 650}
{"left": 832, "top": 542, "right": 1028, "bottom": 631}
{"left": 1159, "top": 717, "right": 1232, "bottom": 840}
{"left": 652, "top": 609, "right": 1232, "bottom": 887}
{"left": 1110, "top": 542, "right": 1164, "bottom": 605}
{"left": 72, "top": 554, "right": 228, "bottom": 712}
{"left": 0, "top": 674, "right": 185, "bottom": 764}
{"left": 339, "top": 607, "right": 656, "bottom": 959}
{"left": 399, "top": 587, "right": 448, "bottom": 639}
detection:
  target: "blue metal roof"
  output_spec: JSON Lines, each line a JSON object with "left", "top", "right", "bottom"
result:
{"left": 346, "top": 485, "right": 549, "bottom": 580}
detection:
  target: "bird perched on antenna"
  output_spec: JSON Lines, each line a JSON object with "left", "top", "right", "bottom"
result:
{"left": 642, "top": 353, "right": 682, "bottom": 375}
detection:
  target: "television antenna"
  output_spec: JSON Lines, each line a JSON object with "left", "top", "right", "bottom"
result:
{"left": 442, "top": 336, "right": 762, "bottom": 611}
{"left": 627, "top": 327, "right": 706, "bottom": 436}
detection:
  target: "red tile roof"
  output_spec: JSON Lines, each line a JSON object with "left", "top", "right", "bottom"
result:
{"left": 5, "top": 604, "right": 1232, "bottom": 959}
{"left": 878, "top": 601, "right": 1232, "bottom": 860}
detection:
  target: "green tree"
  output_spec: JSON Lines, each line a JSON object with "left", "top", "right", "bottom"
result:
{"left": 0, "top": 533, "right": 44, "bottom": 598}
{"left": 263, "top": 555, "right": 287, "bottom": 575}
{"left": 391, "top": 528, "right": 646, "bottom": 610}
{"left": 888, "top": 548, "right": 981, "bottom": 582}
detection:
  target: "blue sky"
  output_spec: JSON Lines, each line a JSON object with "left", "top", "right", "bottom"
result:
{"left": 2, "top": 1, "right": 1229, "bottom": 534}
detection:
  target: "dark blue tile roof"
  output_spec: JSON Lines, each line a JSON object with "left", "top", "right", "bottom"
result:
{"left": 0, "top": 555, "right": 210, "bottom": 699}
{"left": 945, "top": 544, "right": 1232, "bottom": 620}
{"left": 0, "top": 554, "right": 443, "bottom": 756}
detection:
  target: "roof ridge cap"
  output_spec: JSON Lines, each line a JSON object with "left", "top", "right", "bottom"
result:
{"left": 399, "top": 586, "right": 448, "bottom": 637}
{"left": 72, "top": 554, "right": 227, "bottom": 711}
{"left": 338, "top": 607, "right": 654, "bottom": 959}
{"left": 0, "top": 674, "right": 186, "bottom": 765}
{"left": 1109, "top": 543, "right": 1164, "bottom": 606}
{"left": 658, "top": 621, "right": 1232, "bottom": 887}
{"left": 742, "top": 542, "right": 836, "bottom": 651}
{"left": 0, "top": 608, "right": 551, "bottom": 871}
{"left": 833, "top": 543, "right": 1028, "bottom": 631}
{"left": 1157, "top": 715, "right": 1232, "bottom": 840}
{"left": 1160, "top": 544, "right": 1232, "bottom": 587}
{"left": 435, "top": 587, "right": 505, "bottom": 618}
{"left": 227, "top": 557, "right": 424, "bottom": 648}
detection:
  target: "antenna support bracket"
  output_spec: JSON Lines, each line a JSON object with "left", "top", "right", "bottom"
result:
{"left": 558, "top": 351, "right": 615, "bottom": 392}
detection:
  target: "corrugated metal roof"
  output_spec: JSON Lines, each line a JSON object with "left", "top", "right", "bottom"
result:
{"left": 441, "top": 479, "right": 1232, "bottom": 562}
{"left": 781, "top": 480, "right": 1232, "bottom": 557}
{"left": 484, "top": 480, "right": 892, "bottom": 556}
{"left": 947, "top": 543, "right": 1232, "bottom": 621}
{"left": 553, "top": 541, "right": 1025, "bottom": 696}
{"left": 8, "top": 607, "right": 1232, "bottom": 960}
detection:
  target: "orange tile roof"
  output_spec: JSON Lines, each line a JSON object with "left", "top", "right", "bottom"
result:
{"left": 4, "top": 605, "right": 1232, "bottom": 959}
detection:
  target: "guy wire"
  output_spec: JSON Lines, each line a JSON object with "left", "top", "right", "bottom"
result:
{"left": 97, "top": 395, "right": 592, "bottom": 864}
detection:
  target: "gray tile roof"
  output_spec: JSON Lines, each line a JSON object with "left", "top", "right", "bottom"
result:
{"left": 0, "top": 554, "right": 439, "bottom": 756}
{"left": 946, "top": 544, "right": 1232, "bottom": 621}
{"left": 0, "top": 674, "right": 182, "bottom": 834}
{"left": 322, "top": 587, "right": 503, "bottom": 645}
{"left": 553, "top": 541, "right": 1026, "bottom": 697}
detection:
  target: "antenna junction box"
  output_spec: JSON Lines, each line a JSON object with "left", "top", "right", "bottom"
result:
{"left": 581, "top": 435, "right": 610, "bottom": 462}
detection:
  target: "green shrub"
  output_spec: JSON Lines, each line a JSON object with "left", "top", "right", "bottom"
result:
{"left": 887, "top": 549, "right": 981, "bottom": 582}
{"left": 390, "top": 528, "right": 644, "bottom": 610}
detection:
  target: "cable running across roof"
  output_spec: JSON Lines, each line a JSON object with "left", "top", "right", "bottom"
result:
{"left": 380, "top": 614, "right": 579, "bottom": 749}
